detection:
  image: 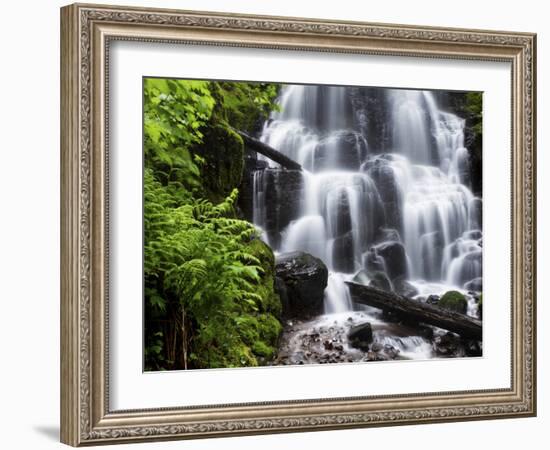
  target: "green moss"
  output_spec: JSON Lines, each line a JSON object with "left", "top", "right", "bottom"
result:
{"left": 439, "top": 290, "right": 468, "bottom": 314}
{"left": 195, "top": 124, "right": 244, "bottom": 202}
{"left": 245, "top": 239, "right": 282, "bottom": 317}
{"left": 241, "top": 239, "right": 283, "bottom": 362}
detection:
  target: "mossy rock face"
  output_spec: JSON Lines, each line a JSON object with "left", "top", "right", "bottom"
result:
{"left": 196, "top": 124, "right": 244, "bottom": 202}
{"left": 243, "top": 239, "right": 283, "bottom": 363}
{"left": 245, "top": 239, "right": 282, "bottom": 317}
{"left": 439, "top": 290, "right": 468, "bottom": 314}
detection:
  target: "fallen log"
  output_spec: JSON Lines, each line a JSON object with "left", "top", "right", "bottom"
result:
{"left": 345, "top": 282, "right": 482, "bottom": 340}
{"left": 236, "top": 130, "right": 303, "bottom": 171}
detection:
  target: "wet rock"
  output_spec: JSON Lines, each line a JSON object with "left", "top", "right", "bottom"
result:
{"left": 368, "top": 271, "right": 392, "bottom": 292}
{"left": 452, "top": 250, "right": 482, "bottom": 288}
{"left": 313, "top": 130, "right": 367, "bottom": 171}
{"left": 332, "top": 232, "right": 355, "bottom": 273}
{"left": 364, "top": 156, "right": 402, "bottom": 229}
{"left": 348, "top": 87, "right": 391, "bottom": 152}
{"left": 373, "top": 241, "right": 408, "bottom": 281}
{"left": 420, "top": 231, "right": 444, "bottom": 280}
{"left": 371, "top": 342, "right": 383, "bottom": 352}
{"left": 238, "top": 153, "right": 270, "bottom": 221}
{"left": 464, "top": 277, "right": 482, "bottom": 292}
{"left": 418, "top": 326, "right": 434, "bottom": 341}
{"left": 426, "top": 294, "right": 440, "bottom": 304}
{"left": 275, "top": 251, "right": 329, "bottom": 319}
{"left": 463, "top": 339, "right": 482, "bottom": 357}
{"left": 362, "top": 248, "right": 386, "bottom": 273}
{"left": 376, "top": 228, "right": 402, "bottom": 243}
{"left": 469, "top": 198, "right": 483, "bottom": 230}
{"left": 434, "top": 332, "right": 462, "bottom": 357}
{"left": 262, "top": 169, "right": 304, "bottom": 248}
{"left": 348, "top": 322, "right": 373, "bottom": 350}
{"left": 333, "top": 190, "right": 352, "bottom": 236}
{"left": 393, "top": 277, "right": 419, "bottom": 298}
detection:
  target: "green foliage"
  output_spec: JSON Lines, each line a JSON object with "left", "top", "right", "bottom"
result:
{"left": 439, "top": 291, "right": 468, "bottom": 314}
{"left": 465, "top": 92, "right": 483, "bottom": 136}
{"left": 143, "top": 78, "right": 282, "bottom": 371}
{"left": 196, "top": 124, "right": 245, "bottom": 202}
{"left": 144, "top": 78, "right": 215, "bottom": 196}
{"left": 210, "top": 81, "right": 280, "bottom": 132}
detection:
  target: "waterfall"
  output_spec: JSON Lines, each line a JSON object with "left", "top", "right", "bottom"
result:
{"left": 253, "top": 85, "right": 482, "bottom": 315}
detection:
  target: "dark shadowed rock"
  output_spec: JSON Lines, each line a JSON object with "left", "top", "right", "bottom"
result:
{"left": 313, "top": 130, "right": 367, "bottom": 172}
{"left": 333, "top": 190, "right": 352, "bottom": 236}
{"left": 238, "top": 152, "right": 270, "bottom": 221}
{"left": 348, "top": 87, "right": 391, "bottom": 152}
{"left": 348, "top": 322, "right": 373, "bottom": 350}
{"left": 374, "top": 241, "right": 408, "bottom": 281}
{"left": 275, "top": 252, "right": 329, "bottom": 319}
{"left": 362, "top": 248, "right": 386, "bottom": 273}
{"left": 464, "top": 277, "right": 482, "bottom": 292}
{"left": 393, "top": 277, "right": 419, "bottom": 298}
{"left": 420, "top": 231, "right": 444, "bottom": 280}
{"left": 332, "top": 232, "right": 355, "bottom": 273}
{"left": 469, "top": 197, "right": 483, "bottom": 230}
{"left": 364, "top": 156, "right": 402, "bottom": 229}
{"left": 352, "top": 269, "right": 392, "bottom": 292}
{"left": 368, "top": 271, "right": 392, "bottom": 292}
{"left": 376, "top": 228, "right": 402, "bottom": 243}
{"left": 261, "top": 169, "right": 304, "bottom": 248}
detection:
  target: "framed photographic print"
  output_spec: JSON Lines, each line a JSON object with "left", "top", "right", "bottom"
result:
{"left": 60, "top": 3, "right": 537, "bottom": 446}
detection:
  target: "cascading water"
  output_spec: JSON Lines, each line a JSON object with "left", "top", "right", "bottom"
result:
{"left": 253, "top": 84, "right": 482, "bottom": 362}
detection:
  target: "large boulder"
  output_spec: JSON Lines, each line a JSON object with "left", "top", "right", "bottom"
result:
{"left": 261, "top": 169, "right": 304, "bottom": 248}
{"left": 348, "top": 322, "right": 373, "bottom": 351}
{"left": 275, "top": 252, "right": 329, "bottom": 319}
{"left": 373, "top": 241, "right": 408, "bottom": 281}
{"left": 313, "top": 130, "right": 367, "bottom": 172}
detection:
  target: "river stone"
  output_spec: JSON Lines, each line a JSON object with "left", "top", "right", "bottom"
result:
{"left": 275, "top": 252, "right": 329, "bottom": 319}
{"left": 348, "top": 322, "right": 373, "bottom": 351}
{"left": 464, "top": 277, "right": 482, "bottom": 292}
{"left": 374, "top": 241, "right": 408, "bottom": 281}
{"left": 313, "top": 130, "right": 367, "bottom": 172}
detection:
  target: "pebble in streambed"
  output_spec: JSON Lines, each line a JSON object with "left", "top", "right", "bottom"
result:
{"left": 271, "top": 313, "right": 404, "bottom": 366}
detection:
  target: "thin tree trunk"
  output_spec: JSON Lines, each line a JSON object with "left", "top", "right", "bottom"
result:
{"left": 181, "top": 305, "right": 188, "bottom": 370}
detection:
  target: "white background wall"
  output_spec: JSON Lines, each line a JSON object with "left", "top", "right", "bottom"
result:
{"left": 0, "top": 0, "right": 546, "bottom": 448}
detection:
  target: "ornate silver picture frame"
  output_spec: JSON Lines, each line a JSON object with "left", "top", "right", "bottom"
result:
{"left": 60, "top": 3, "right": 536, "bottom": 446}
